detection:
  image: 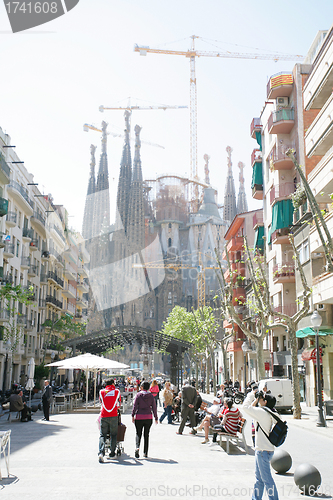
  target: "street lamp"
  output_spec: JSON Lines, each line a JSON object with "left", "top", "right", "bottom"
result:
{"left": 241, "top": 340, "right": 251, "bottom": 392}
{"left": 311, "top": 310, "right": 326, "bottom": 427}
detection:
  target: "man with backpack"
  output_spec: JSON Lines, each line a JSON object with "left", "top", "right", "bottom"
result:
{"left": 243, "top": 389, "right": 281, "bottom": 500}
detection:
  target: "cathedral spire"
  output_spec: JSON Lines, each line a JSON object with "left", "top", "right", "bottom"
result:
{"left": 82, "top": 144, "right": 96, "bottom": 240}
{"left": 203, "top": 154, "right": 210, "bottom": 185}
{"left": 126, "top": 124, "right": 144, "bottom": 249}
{"left": 116, "top": 110, "right": 132, "bottom": 232}
{"left": 223, "top": 146, "right": 237, "bottom": 225}
{"left": 94, "top": 121, "right": 110, "bottom": 235}
{"left": 237, "top": 161, "right": 248, "bottom": 213}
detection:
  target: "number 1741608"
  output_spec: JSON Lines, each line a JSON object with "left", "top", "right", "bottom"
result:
{"left": 5, "top": 2, "right": 58, "bottom": 14}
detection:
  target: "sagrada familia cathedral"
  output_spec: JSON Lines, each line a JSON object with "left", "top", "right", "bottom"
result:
{"left": 81, "top": 112, "right": 248, "bottom": 372}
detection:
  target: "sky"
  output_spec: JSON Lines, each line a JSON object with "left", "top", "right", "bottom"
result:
{"left": 0, "top": 0, "right": 333, "bottom": 232}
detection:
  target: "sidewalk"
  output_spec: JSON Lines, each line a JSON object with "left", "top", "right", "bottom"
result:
{"left": 0, "top": 402, "right": 332, "bottom": 499}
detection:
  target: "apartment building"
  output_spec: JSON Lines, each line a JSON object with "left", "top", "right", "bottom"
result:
{"left": 0, "top": 127, "right": 89, "bottom": 391}
{"left": 295, "top": 25, "right": 333, "bottom": 404}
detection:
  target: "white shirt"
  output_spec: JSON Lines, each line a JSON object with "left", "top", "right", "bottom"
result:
{"left": 242, "top": 391, "right": 275, "bottom": 451}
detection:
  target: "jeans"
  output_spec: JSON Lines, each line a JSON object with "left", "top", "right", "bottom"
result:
{"left": 135, "top": 419, "right": 152, "bottom": 454}
{"left": 160, "top": 404, "right": 172, "bottom": 424}
{"left": 252, "top": 450, "right": 279, "bottom": 500}
{"left": 99, "top": 416, "right": 118, "bottom": 456}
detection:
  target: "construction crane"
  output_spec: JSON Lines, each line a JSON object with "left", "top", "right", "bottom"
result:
{"left": 134, "top": 35, "right": 303, "bottom": 200}
{"left": 83, "top": 122, "right": 164, "bottom": 149}
{"left": 133, "top": 252, "right": 221, "bottom": 308}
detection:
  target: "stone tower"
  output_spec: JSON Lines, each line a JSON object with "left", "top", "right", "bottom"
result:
{"left": 237, "top": 161, "right": 248, "bottom": 213}
{"left": 223, "top": 146, "right": 237, "bottom": 225}
{"left": 116, "top": 110, "right": 132, "bottom": 233}
{"left": 93, "top": 121, "right": 110, "bottom": 237}
{"left": 127, "top": 124, "right": 145, "bottom": 251}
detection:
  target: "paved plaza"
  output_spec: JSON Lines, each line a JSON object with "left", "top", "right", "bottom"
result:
{"left": 0, "top": 397, "right": 333, "bottom": 500}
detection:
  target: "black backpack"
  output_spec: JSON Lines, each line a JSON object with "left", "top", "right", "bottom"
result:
{"left": 257, "top": 408, "right": 288, "bottom": 447}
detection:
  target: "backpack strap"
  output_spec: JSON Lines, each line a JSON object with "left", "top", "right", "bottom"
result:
{"left": 100, "top": 389, "right": 120, "bottom": 414}
{"left": 256, "top": 407, "right": 276, "bottom": 440}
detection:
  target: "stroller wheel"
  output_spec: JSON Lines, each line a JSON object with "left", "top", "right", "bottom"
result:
{"left": 116, "top": 449, "right": 121, "bottom": 456}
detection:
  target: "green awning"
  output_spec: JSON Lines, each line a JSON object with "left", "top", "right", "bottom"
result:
{"left": 254, "top": 226, "right": 264, "bottom": 252}
{"left": 255, "top": 131, "right": 262, "bottom": 151}
{"left": 251, "top": 162, "right": 263, "bottom": 188}
{"left": 269, "top": 199, "right": 293, "bottom": 243}
{"left": 296, "top": 327, "right": 333, "bottom": 338}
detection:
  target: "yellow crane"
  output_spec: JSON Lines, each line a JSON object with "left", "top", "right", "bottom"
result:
{"left": 133, "top": 252, "right": 221, "bottom": 307}
{"left": 134, "top": 35, "right": 303, "bottom": 199}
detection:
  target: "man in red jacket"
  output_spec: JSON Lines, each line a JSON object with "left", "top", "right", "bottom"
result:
{"left": 98, "top": 379, "right": 121, "bottom": 463}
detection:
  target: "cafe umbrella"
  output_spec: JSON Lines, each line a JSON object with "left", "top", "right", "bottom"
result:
{"left": 46, "top": 353, "right": 129, "bottom": 408}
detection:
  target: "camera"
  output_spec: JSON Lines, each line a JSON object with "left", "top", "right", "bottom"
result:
{"left": 255, "top": 390, "right": 264, "bottom": 399}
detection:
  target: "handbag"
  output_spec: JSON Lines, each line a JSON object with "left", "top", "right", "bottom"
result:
{"left": 210, "top": 415, "right": 221, "bottom": 427}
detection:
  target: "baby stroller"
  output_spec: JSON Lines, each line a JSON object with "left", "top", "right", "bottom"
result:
{"left": 106, "top": 410, "right": 126, "bottom": 457}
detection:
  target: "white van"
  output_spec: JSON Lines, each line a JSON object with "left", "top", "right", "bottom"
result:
{"left": 258, "top": 378, "right": 293, "bottom": 412}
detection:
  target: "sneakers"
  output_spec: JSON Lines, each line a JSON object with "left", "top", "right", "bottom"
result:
{"left": 109, "top": 452, "right": 116, "bottom": 458}
{"left": 190, "top": 429, "right": 197, "bottom": 435}
{"left": 135, "top": 449, "right": 139, "bottom": 458}
{"left": 98, "top": 454, "right": 104, "bottom": 463}
{"left": 201, "top": 439, "right": 209, "bottom": 444}
{"left": 143, "top": 453, "right": 147, "bottom": 458}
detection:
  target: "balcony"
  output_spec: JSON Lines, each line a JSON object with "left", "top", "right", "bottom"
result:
{"left": 0, "top": 273, "right": 13, "bottom": 285}
{"left": 29, "top": 239, "right": 39, "bottom": 251}
{"left": 41, "top": 250, "right": 50, "bottom": 260}
{"left": 303, "top": 35, "right": 333, "bottom": 110}
{"left": 269, "top": 142, "right": 295, "bottom": 170}
{"left": 0, "top": 197, "right": 8, "bottom": 217}
{"left": 268, "top": 108, "right": 295, "bottom": 135}
{"left": 270, "top": 182, "right": 295, "bottom": 205}
{"left": 46, "top": 295, "right": 63, "bottom": 309}
{"left": 308, "top": 146, "right": 333, "bottom": 205}
{"left": 21, "top": 256, "right": 31, "bottom": 270}
{"left": 251, "top": 149, "right": 262, "bottom": 167}
{"left": 76, "top": 297, "right": 88, "bottom": 308}
{"left": 5, "top": 211, "right": 17, "bottom": 227}
{"left": 305, "top": 93, "right": 333, "bottom": 157}
{"left": 273, "top": 262, "right": 295, "bottom": 283}
{"left": 251, "top": 162, "right": 263, "bottom": 200}
{"left": 0, "top": 153, "right": 10, "bottom": 185}
{"left": 253, "top": 211, "right": 263, "bottom": 229}
{"left": 3, "top": 242, "right": 14, "bottom": 258}
{"left": 77, "top": 265, "right": 88, "bottom": 278}
{"left": 40, "top": 273, "right": 48, "bottom": 284}
{"left": 31, "top": 211, "right": 46, "bottom": 236}
{"left": 273, "top": 303, "right": 297, "bottom": 319}
{"left": 22, "top": 227, "right": 33, "bottom": 241}
{"left": 17, "top": 314, "right": 27, "bottom": 326}
{"left": 226, "top": 236, "right": 243, "bottom": 253}
{"left": 48, "top": 271, "right": 64, "bottom": 288}
{"left": 28, "top": 265, "right": 38, "bottom": 278}
{"left": 63, "top": 264, "right": 76, "bottom": 280}
{"left": 267, "top": 72, "right": 293, "bottom": 99}
{"left": 7, "top": 181, "right": 34, "bottom": 215}
{"left": 269, "top": 199, "right": 293, "bottom": 244}
{"left": 63, "top": 283, "right": 76, "bottom": 299}
{"left": 25, "top": 319, "right": 35, "bottom": 331}
{"left": 309, "top": 210, "right": 333, "bottom": 254}
{"left": 50, "top": 223, "right": 66, "bottom": 243}
{"left": 77, "top": 281, "right": 89, "bottom": 293}
{"left": 250, "top": 117, "right": 262, "bottom": 139}
{"left": 271, "top": 227, "right": 291, "bottom": 245}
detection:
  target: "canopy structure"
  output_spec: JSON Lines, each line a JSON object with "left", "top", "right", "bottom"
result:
{"left": 60, "top": 326, "right": 192, "bottom": 388}
{"left": 296, "top": 327, "right": 333, "bottom": 338}
{"left": 46, "top": 353, "right": 129, "bottom": 408}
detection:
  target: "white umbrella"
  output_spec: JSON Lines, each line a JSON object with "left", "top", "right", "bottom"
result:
{"left": 46, "top": 353, "right": 129, "bottom": 408}
{"left": 25, "top": 357, "right": 35, "bottom": 406}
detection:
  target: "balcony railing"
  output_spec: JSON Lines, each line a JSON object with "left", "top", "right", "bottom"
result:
{"left": 3, "top": 242, "right": 14, "bottom": 256}
{"left": 46, "top": 295, "right": 63, "bottom": 309}
{"left": 273, "top": 303, "right": 297, "bottom": 318}
{"left": 0, "top": 198, "right": 9, "bottom": 217}
{"left": 48, "top": 271, "right": 64, "bottom": 288}
{"left": 39, "top": 298, "right": 46, "bottom": 308}
{"left": 21, "top": 256, "right": 30, "bottom": 268}
{"left": 270, "top": 183, "right": 295, "bottom": 205}
{"left": 253, "top": 212, "right": 263, "bottom": 228}
{"left": 22, "top": 227, "right": 33, "bottom": 239}
{"left": 0, "top": 153, "right": 11, "bottom": 180}
{"left": 268, "top": 108, "right": 295, "bottom": 135}
{"left": 267, "top": 72, "right": 293, "bottom": 99}
{"left": 0, "top": 273, "right": 13, "bottom": 285}
{"left": 273, "top": 262, "right": 295, "bottom": 280}
{"left": 50, "top": 223, "right": 66, "bottom": 242}
{"left": 269, "top": 142, "right": 295, "bottom": 170}
{"left": 250, "top": 117, "right": 262, "bottom": 138}
{"left": 8, "top": 180, "right": 34, "bottom": 209}
{"left": 29, "top": 239, "right": 39, "bottom": 250}
{"left": 5, "top": 211, "right": 16, "bottom": 225}
{"left": 32, "top": 211, "right": 45, "bottom": 226}
{"left": 251, "top": 149, "right": 262, "bottom": 166}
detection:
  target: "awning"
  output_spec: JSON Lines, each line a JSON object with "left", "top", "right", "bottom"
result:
{"left": 269, "top": 199, "right": 293, "bottom": 243}
{"left": 301, "top": 346, "right": 322, "bottom": 363}
{"left": 253, "top": 226, "right": 264, "bottom": 253}
{"left": 251, "top": 162, "right": 263, "bottom": 188}
{"left": 296, "top": 327, "right": 333, "bottom": 338}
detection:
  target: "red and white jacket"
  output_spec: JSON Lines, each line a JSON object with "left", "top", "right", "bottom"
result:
{"left": 99, "top": 385, "right": 121, "bottom": 418}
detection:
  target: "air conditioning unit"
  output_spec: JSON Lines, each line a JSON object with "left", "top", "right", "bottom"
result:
{"left": 276, "top": 97, "right": 289, "bottom": 107}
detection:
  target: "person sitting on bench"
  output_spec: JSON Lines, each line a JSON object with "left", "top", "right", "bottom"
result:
{"left": 9, "top": 389, "right": 32, "bottom": 421}
{"left": 201, "top": 397, "right": 242, "bottom": 444}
